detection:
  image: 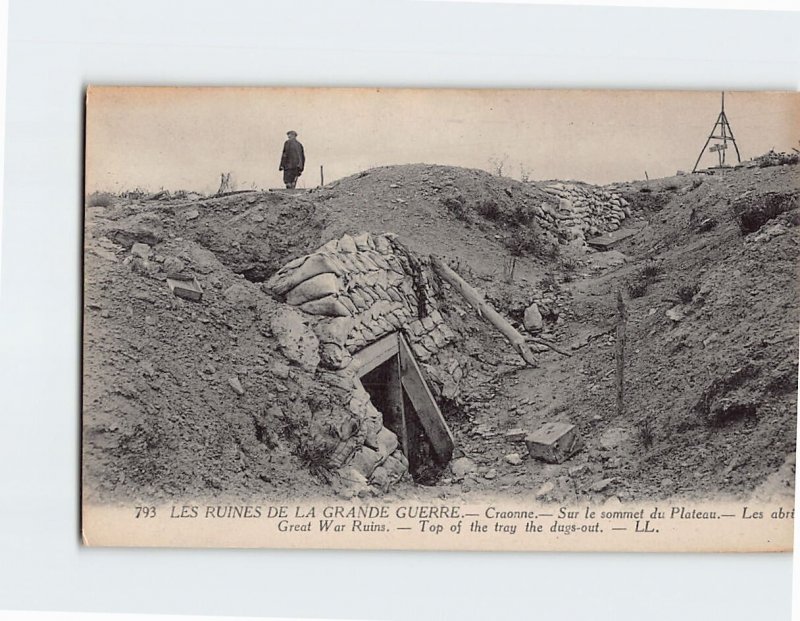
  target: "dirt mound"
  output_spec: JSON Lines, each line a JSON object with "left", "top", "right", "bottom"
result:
{"left": 84, "top": 199, "right": 330, "bottom": 502}
{"left": 83, "top": 160, "right": 799, "bottom": 503}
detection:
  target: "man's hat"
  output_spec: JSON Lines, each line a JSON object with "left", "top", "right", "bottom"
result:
{"left": 287, "top": 130, "right": 298, "bottom": 137}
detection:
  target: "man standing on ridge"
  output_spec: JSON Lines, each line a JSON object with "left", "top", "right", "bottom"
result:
{"left": 279, "top": 130, "right": 305, "bottom": 189}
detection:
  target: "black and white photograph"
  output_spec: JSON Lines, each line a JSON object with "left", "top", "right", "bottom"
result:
{"left": 81, "top": 86, "right": 798, "bottom": 551}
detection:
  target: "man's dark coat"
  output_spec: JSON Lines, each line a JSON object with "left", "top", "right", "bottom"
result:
{"left": 280, "top": 139, "right": 305, "bottom": 173}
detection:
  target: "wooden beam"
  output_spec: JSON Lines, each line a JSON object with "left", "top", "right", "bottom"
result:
{"left": 398, "top": 334, "right": 454, "bottom": 463}
{"left": 525, "top": 336, "right": 572, "bottom": 357}
{"left": 615, "top": 290, "right": 627, "bottom": 417}
{"left": 383, "top": 354, "right": 408, "bottom": 455}
{"left": 352, "top": 334, "right": 399, "bottom": 377}
{"left": 430, "top": 255, "right": 537, "bottom": 366}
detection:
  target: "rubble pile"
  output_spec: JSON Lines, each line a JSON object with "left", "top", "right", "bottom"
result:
{"left": 752, "top": 149, "right": 799, "bottom": 168}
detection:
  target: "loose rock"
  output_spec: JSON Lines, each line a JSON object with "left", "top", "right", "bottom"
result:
{"left": 228, "top": 376, "right": 245, "bottom": 396}
{"left": 131, "top": 242, "right": 151, "bottom": 259}
{"left": 451, "top": 457, "right": 477, "bottom": 478}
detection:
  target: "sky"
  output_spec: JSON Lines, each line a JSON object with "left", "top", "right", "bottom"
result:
{"left": 85, "top": 87, "right": 799, "bottom": 194}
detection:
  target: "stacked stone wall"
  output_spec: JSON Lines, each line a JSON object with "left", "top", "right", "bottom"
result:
{"left": 540, "top": 182, "right": 632, "bottom": 244}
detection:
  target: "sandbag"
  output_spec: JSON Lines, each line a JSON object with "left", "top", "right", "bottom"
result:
{"left": 373, "top": 235, "right": 392, "bottom": 255}
{"left": 269, "top": 254, "right": 344, "bottom": 296}
{"left": 319, "top": 343, "right": 352, "bottom": 370}
{"left": 348, "top": 446, "right": 383, "bottom": 478}
{"left": 319, "top": 239, "right": 339, "bottom": 253}
{"left": 299, "top": 294, "right": 351, "bottom": 317}
{"left": 316, "top": 316, "right": 355, "bottom": 346}
{"left": 338, "top": 234, "right": 357, "bottom": 253}
{"left": 286, "top": 272, "right": 340, "bottom": 306}
{"left": 352, "top": 232, "right": 373, "bottom": 252}
{"left": 376, "top": 426, "right": 399, "bottom": 458}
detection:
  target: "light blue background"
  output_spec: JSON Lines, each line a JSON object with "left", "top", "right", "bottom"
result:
{"left": 1, "top": 1, "right": 798, "bottom": 619}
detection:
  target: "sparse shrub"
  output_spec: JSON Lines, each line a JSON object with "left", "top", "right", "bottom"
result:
{"left": 87, "top": 191, "right": 114, "bottom": 207}
{"left": 538, "top": 272, "right": 558, "bottom": 291}
{"left": 558, "top": 255, "right": 579, "bottom": 272}
{"left": 677, "top": 283, "right": 699, "bottom": 304}
{"left": 275, "top": 402, "right": 333, "bottom": 479}
{"left": 637, "top": 418, "right": 654, "bottom": 449}
{"left": 505, "top": 227, "right": 560, "bottom": 259}
{"left": 640, "top": 261, "right": 661, "bottom": 281}
{"left": 510, "top": 204, "right": 534, "bottom": 225}
{"left": 294, "top": 442, "right": 334, "bottom": 478}
{"left": 732, "top": 191, "right": 799, "bottom": 234}
{"left": 626, "top": 262, "right": 661, "bottom": 298}
{"left": 505, "top": 230, "right": 532, "bottom": 257}
{"left": 541, "top": 239, "right": 560, "bottom": 259}
{"left": 440, "top": 194, "right": 468, "bottom": 220}
{"left": 627, "top": 279, "right": 648, "bottom": 298}
{"left": 628, "top": 190, "right": 673, "bottom": 212}
{"left": 477, "top": 198, "right": 501, "bottom": 220}
{"left": 693, "top": 364, "right": 761, "bottom": 425}
{"left": 488, "top": 154, "right": 508, "bottom": 177}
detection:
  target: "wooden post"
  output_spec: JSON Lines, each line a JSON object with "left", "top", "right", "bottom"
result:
{"left": 615, "top": 290, "right": 627, "bottom": 417}
{"left": 430, "top": 255, "right": 537, "bottom": 367}
{"left": 320, "top": 165, "right": 324, "bottom": 187}
{"left": 384, "top": 354, "right": 408, "bottom": 455}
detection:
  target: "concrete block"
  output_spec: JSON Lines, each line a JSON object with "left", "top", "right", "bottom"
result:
{"left": 525, "top": 422, "right": 582, "bottom": 464}
{"left": 166, "top": 275, "right": 203, "bottom": 302}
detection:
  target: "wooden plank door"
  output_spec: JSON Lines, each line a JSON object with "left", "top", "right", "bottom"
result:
{"left": 398, "top": 334, "right": 454, "bottom": 463}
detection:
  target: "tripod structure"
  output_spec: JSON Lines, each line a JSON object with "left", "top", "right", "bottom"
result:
{"left": 691, "top": 92, "right": 741, "bottom": 173}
